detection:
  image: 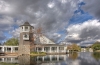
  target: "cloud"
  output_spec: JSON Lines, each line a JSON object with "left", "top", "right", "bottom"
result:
{"left": 0, "top": 0, "right": 82, "bottom": 42}
{"left": 0, "top": 32, "right": 6, "bottom": 41}
{"left": 0, "top": 15, "right": 14, "bottom": 31}
{"left": 65, "top": 19, "right": 100, "bottom": 46}
{"left": 82, "top": 0, "right": 100, "bottom": 19}
{"left": 9, "top": 28, "right": 20, "bottom": 38}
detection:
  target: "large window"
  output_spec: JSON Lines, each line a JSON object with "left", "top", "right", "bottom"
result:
{"left": 59, "top": 47, "right": 64, "bottom": 50}
{"left": 23, "top": 34, "right": 29, "bottom": 40}
{"left": 7, "top": 47, "right": 11, "bottom": 51}
{"left": 51, "top": 47, "right": 57, "bottom": 51}
{"left": 38, "top": 47, "right": 42, "bottom": 51}
{"left": 44, "top": 47, "right": 50, "bottom": 52}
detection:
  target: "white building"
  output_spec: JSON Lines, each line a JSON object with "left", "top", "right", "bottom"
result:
{"left": 0, "top": 22, "right": 67, "bottom": 55}
{"left": 0, "top": 46, "right": 18, "bottom": 53}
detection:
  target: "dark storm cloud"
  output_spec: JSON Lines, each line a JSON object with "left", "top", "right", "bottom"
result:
{"left": 82, "top": 0, "right": 100, "bottom": 19}
{"left": 66, "top": 38, "right": 84, "bottom": 44}
{"left": 0, "top": 0, "right": 80, "bottom": 42}
{"left": 0, "top": 32, "right": 6, "bottom": 41}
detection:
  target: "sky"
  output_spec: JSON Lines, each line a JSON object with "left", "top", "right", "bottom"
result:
{"left": 0, "top": 0, "right": 100, "bottom": 46}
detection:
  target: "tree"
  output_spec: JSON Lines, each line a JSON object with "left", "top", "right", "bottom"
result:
{"left": 67, "top": 44, "right": 80, "bottom": 52}
{"left": 5, "top": 38, "right": 19, "bottom": 46}
{"left": 91, "top": 42, "right": 100, "bottom": 51}
{"left": 69, "top": 52, "right": 78, "bottom": 60}
{"left": 92, "top": 52, "right": 100, "bottom": 60}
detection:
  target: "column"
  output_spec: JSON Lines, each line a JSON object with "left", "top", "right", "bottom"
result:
{"left": 57, "top": 46, "right": 59, "bottom": 53}
{"left": 23, "top": 26, "right": 25, "bottom": 31}
{"left": 11, "top": 58, "right": 14, "bottom": 63}
{"left": 57, "top": 55, "right": 59, "bottom": 61}
{"left": 2, "top": 58, "right": 4, "bottom": 62}
{"left": 49, "top": 47, "right": 51, "bottom": 53}
{"left": 5, "top": 47, "right": 7, "bottom": 52}
{"left": 37, "top": 47, "right": 38, "bottom": 52}
{"left": 2, "top": 47, "right": 4, "bottom": 52}
{"left": 42, "top": 57, "right": 44, "bottom": 61}
{"left": 50, "top": 55, "right": 52, "bottom": 61}
{"left": 42, "top": 47, "right": 44, "bottom": 52}
{"left": 64, "top": 47, "right": 66, "bottom": 52}
{"left": 11, "top": 47, "right": 13, "bottom": 53}
{"left": 64, "top": 55, "right": 66, "bottom": 61}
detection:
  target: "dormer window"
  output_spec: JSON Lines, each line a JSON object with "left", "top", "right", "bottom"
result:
{"left": 25, "top": 26, "right": 28, "bottom": 31}
{"left": 22, "top": 27, "right": 23, "bottom": 29}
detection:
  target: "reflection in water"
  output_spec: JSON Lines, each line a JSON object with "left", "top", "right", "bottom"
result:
{"left": 0, "top": 57, "right": 18, "bottom": 63}
{"left": 18, "top": 55, "right": 30, "bottom": 65}
{"left": 92, "top": 52, "right": 100, "bottom": 60}
{"left": 69, "top": 52, "right": 78, "bottom": 60}
{"left": 0, "top": 52, "right": 100, "bottom": 65}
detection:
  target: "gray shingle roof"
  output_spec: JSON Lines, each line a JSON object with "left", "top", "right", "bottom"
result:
{"left": 20, "top": 22, "right": 31, "bottom": 26}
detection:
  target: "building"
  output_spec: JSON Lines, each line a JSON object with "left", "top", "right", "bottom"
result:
{"left": 0, "top": 22, "right": 67, "bottom": 55}
{"left": 18, "top": 22, "right": 34, "bottom": 55}
{"left": 0, "top": 46, "right": 18, "bottom": 54}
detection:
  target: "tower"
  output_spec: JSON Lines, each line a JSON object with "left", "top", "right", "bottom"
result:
{"left": 18, "top": 22, "right": 34, "bottom": 55}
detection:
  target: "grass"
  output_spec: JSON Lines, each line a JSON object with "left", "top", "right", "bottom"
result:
{"left": 0, "top": 62, "right": 18, "bottom": 65}
{"left": 30, "top": 52, "right": 46, "bottom": 56}
{"left": 95, "top": 50, "right": 100, "bottom": 52}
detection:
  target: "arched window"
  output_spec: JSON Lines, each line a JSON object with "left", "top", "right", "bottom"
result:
{"left": 24, "top": 34, "right": 28, "bottom": 38}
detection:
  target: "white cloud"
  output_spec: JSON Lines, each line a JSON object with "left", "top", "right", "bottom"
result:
{"left": 53, "top": 33, "right": 61, "bottom": 37}
{"left": 0, "top": 0, "right": 13, "bottom": 14}
{"left": 10, "top": 28, "right": 20, "bottom": 38}
{"left": 48, "top": 2, "right": 55, "bottom": 8}
{"left": 66, "top": 19, "right": 100, "bottom": 45}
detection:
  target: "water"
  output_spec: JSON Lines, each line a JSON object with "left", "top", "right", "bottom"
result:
{"left": 0, "top": 52, "right": 100, "bottom": 65}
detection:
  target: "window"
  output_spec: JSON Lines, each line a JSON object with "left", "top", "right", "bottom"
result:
{"left": 7, "top": 47, "right": 11, "bottom": 51}
{"left": 59, "top": 47, "right": 64, "bottom": 50}
{"left": 51, "top": 47, "right": 57, "bottom": 51}
{"left": 38, "top": 47, "right": 42, "bottom": 51}
{"left": 0, "top": 47, "right": 2, "bottom": 50}
{"left": 25, "top": 26, "right": 28, "bottom": 31}
{"left": 22, "top": 27, "right": 23, "bottom": 29}
{"left": 15, "top": 47, "right": 18, "bottom": 51}
{"left": 44, "top": 47, "right": 50, "bottom": 52}
{"left": 24, "top": 34, "right": 28, "bottom": 38}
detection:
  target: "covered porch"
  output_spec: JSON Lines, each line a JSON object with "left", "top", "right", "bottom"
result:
{"left": 35, "top": 44, "right": 67, "bottom": 54}
{"left": 0, "top": 46, "right": 18, "bottom": 53}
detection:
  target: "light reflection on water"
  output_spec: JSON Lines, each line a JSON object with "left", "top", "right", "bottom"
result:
{"left": 0, "top": 52, "right": 100, "bottom": 65}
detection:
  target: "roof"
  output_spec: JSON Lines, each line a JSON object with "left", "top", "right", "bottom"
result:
{"left": 35, "top": 44, "right": 66, "bottom": 47}
{"left": 20, "top": 22, "right": 31, "bottom": 26}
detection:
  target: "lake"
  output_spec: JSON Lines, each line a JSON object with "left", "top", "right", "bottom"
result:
{"left": 0, "top": 52, "right": 100, "bottom": 65}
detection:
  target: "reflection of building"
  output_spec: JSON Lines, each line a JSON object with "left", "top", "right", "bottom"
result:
{"left": 18, "top": 55, "right": 30, "bottom": 65}
{"left": 36, "top": 55, "right": 67, "bottom": 62}
{"left": 81, "top": 46, "right": 93, "bottom": 52}
{"left": 0, "top": 55, "right": 68, "bottom": 65}
{"left": 0, "top": 57, "right": 18, "bottom": 63}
